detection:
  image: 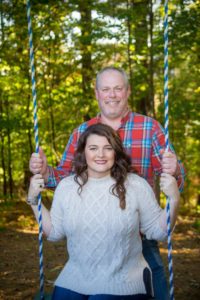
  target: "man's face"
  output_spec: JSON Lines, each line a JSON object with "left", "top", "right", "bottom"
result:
{"left": 95, "top": 70, "right": 131, "bottom": 120}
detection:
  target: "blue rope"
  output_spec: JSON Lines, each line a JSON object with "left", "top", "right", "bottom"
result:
{"left": 164, "top": 1, "right": 175, "bottom": 299}
{"left": 26, "top": 1, "right": 174, "bottom": 300}
{"left": 26, "top": 1, "right": 45, "bottom": 299}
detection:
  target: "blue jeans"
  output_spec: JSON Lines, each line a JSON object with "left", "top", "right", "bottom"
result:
{"left": 52, "top": 287, "right": 152, "bottom": 300}
{"left": 142, "top": 239, "right": 169, "bottom": 300}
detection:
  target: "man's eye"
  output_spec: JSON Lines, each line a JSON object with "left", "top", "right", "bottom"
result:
{"left": 115, "top": 87, "right": 122, "bottom": 91}
{"left": 102, "top": 88, "right": 109, "bottom": 92}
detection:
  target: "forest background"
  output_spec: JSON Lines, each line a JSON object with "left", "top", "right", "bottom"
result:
{"left": 0, "top": 0, "right": 200, "bottom": 299}
{"left": 0, "top": 0, "right": 199, "bottom": 209}
{"left": 0, "top": 0, "right": 199, "bottom": 220}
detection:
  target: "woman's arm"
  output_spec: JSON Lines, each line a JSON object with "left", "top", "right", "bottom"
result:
{"left": 27, "top": 174, "right": 52, "bottom": 237}
{"left": 159, "top": 173, "right": 180, "bottom": 232}
{"left": 136, "top": 173, "right": 180, "bottom": 240}
{"left": 30, "top": 204, "right": 52, "bottom": 237}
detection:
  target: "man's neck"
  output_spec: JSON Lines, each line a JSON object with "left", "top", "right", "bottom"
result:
{"left": 101, "top": 116, "right": 121, "bottom": 130}
{"left": 100, "top": 108, "right": 129, "bottom": 130}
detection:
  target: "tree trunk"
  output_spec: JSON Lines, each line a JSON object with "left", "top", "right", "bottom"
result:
{"left": 148, "top": 0, "right": 155, "bottom": 118}
{"left": 0, "top": 98, "right": 7, "bottom": 198}
{"left": 78, "top": 0, "right": 93, "bottom": 106}
{"left": 0, "top": 3, "right": 7, "bottom": 198}
{"left": 133, "top": 0, "right": 150, "bottom": 115}
{"left": 126, "top": 0, "right": 134, "bottom": 110}
{"left": 5, "top": 98, "right": 13, "bottom": 198}
{"left": 23, "top": 92, "right": 33, "bottom": 190}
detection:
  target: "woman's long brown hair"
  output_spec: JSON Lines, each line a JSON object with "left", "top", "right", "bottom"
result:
{"left": 73, "top": 123, "right": 132, "bottom": 209}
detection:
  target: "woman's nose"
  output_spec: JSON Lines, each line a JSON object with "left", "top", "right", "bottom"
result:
{"left": 97, "top": 149, "right": 104, "bottom": 157}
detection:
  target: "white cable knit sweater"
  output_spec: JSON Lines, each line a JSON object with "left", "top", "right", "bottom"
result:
{"left": 48, "top": 173, "right": 167, "bottom": 296}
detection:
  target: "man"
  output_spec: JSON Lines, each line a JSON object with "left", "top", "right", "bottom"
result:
{"left": 30, "top": 66, "right": 185, "bottom": 300}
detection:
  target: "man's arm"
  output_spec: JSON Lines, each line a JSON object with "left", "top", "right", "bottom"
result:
{"left": 46, "top": 131, "right": 78, "bottom": 189}
{"left": 29, "top": 130, "right": 79, "bottom": 190}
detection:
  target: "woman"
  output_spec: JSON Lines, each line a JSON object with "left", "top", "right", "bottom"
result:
{"left": 27, "top": 123, "right": 180, "bottom": 300}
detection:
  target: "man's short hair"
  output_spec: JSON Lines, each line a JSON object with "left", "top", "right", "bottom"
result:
{"left": 96, "top": 66, "right": 129, "bottom": 89}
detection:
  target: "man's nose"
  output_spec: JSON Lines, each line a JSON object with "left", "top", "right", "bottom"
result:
{"left": 109, "top": 89, "right": 116, "bottom": 97}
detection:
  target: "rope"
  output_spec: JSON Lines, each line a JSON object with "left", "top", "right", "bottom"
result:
{"left": 164, "top": 1, "right": 175, "bottom": 299}
{"left": 25, "top": 1, "right": 174, "bottom": 300}
{"left": 26, "top": 1, "right": 45, "bottom": 299}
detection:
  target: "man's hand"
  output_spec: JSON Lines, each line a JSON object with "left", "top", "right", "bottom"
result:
{"left": 160, "top": 149, "right": 178, "bottom": 176}
{"left": 160, "top": 173, "right": 180, "bottom": 200}
{"left": 29, "top": 147, "right": 48, "bottom": 181}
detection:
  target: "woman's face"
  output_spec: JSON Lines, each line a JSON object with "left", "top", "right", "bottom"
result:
{"left": 84, "top": 134, "right": 115, "bottom": 178}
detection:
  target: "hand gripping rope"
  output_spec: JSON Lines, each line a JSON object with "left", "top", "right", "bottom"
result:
{"left": 164, "top": 1, "right": 175, "bottom": 299}
{"left": 26, "top": 1, "right": 45, "bottom": 299}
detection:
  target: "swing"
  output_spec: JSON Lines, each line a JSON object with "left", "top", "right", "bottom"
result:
{"left": 26, "top": 0, "right": 174, "bottom": 299}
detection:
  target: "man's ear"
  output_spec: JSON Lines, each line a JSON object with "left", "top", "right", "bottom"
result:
{"left": 95, "top": 88, "right": 99, "bottom": 100}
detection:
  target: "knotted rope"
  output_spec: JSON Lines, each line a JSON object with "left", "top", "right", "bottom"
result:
{"left": 164, "top": 1, "right": 175, "bottom": 299}
{"left": 26, "top": 1, "right": 45, "bottom": 299}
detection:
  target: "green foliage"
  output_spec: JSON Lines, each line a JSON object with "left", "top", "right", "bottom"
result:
{"left": 192, "top": 219, "right": 200, "bottom": 233}
{"left": 0, "top": 0, "right": 199, "bottom": 208}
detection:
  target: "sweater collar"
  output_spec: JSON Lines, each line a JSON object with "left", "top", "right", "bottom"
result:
{"left": 87, "top": 174, "right": 113, "bottom": 184}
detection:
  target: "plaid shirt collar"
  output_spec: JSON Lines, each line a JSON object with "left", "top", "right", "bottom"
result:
{"left": 96, "top": 109, "right": 132, "bottom": 129}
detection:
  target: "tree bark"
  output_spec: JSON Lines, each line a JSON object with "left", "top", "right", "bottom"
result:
{"left": 148, "top": 0, "right": 155, "bottom": 118}
{"left": 5, "top": 98, "right": 13, "bottom": 198}
{"left": 126, "top": 0, "right": 134, "bottom": 110}
{"left": 0, "top": 98, "right": 7, "bottom": 198}
{"left": 133, "top": 0, "right": 150, "bottom": 115}
{"left": 0, "top": 1, "right": 7, "bottom": 198}
{"left": 78, "top": 0, "right": 93, "bottom": 106}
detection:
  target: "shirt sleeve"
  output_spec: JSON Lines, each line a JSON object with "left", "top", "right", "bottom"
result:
{"left": 46, "top": 130, "right": 79, "bottom": 190}
{"left": 151, "top": 120, "right": 186, "bottom": 192}
{"left": 47, "top": 180, "right": 68, "bottom": 242}
{"left": 136, "top": 177, "right": 167, "bottom": 241}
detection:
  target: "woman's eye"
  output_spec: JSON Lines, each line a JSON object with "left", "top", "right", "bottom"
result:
{"left": 105, "top": 147, "right": 113, "bottom": 151}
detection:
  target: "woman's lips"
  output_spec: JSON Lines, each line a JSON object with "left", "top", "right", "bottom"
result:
{"left": 95, "top": 160, "right": 107, "bottom": 164}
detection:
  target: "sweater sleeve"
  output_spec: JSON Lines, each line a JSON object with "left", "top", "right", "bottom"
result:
{"left": 47, "top": 178, "right": 70, "bottom": 242}
{"left": 131, "top": 175, "right": 167, "bottom": 241}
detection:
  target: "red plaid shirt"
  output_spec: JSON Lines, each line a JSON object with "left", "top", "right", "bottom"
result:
{"left": 47, "top": 111, "right": 185, "bottom": 191}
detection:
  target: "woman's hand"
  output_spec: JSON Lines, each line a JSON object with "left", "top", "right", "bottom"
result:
{"left": 160, "top": 173, "right": 180, "bottom": 200}
{"left": 28, "top": 174, "right": 45, "bottom": 200}
{"left": 27, "top": 174, "right": 51, "bottom": 236}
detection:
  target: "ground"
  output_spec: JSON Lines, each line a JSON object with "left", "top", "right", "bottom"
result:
{"left": 0, "top": 200, "right": 199, "bottom": 300}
